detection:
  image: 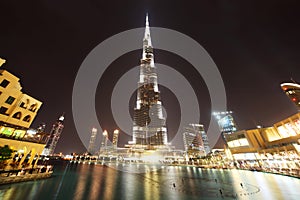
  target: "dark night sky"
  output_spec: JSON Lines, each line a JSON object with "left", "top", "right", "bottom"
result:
{"left": 0, "top": 1, "right": 300, "bottom": 154}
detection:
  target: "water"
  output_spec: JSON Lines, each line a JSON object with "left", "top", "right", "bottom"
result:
{"left": 1, "top": 162, "right": 300, "bottom": 200}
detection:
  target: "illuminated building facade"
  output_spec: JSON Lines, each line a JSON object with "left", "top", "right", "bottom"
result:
{"left": 213, "top": 111, "right": 238, "bottom": 148}
{"left": 129, "top": 15, "right": 168, "bottom": 149}
{"left": 213, "top": 111, "right": 238, "bottom": 134}
{"left": 0, "top": 58, "right": 46, "bottom": 169}
{"left": 225, "top": 112, "right": 300, "bottom": 170}
{"left": 42, "top": 114, "right": 65, "bottom": 156}
{"left": 281, "top": 82, "right": 300, "bottom": 109}
{"left": 0, "top": 65, "right": 42, "bottom": 132}
{"left": 112, "top": 129, "right": 119, "bottom": 149}
{"left": 183, "top": 124, "right": 209, "bottom": 158}
{"left": 100, "top": 130, "right": 108, "bottom": 149}
{"left": 88, "top": 128, "right": 97, "bottom": 154}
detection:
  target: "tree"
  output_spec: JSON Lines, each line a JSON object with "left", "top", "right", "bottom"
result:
{"left": 0, "top": 145, "right": 13, "bottom": 163}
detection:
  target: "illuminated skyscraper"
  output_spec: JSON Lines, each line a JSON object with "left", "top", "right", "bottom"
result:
{"left": 183, "top": 124, "right": 210, "bottom": 157}
{"left": 129, "top": 14, "right": 168, "bottom": 149}
{"left": 88, "top": 128, "right": 97, "bottom": 154}
{"left": 112, "top": 129, "right": 119, "bottom": 149}
{"left": 213, "top": 111, "right": 237, "bottom": 134}
{"left": 281, "top": 82, "right": 300, "bottom": 110}
{"left": 42, "top": 114, "right": 65, "bottom": 156}
{"left": 100, "top": 130, "right": 109, "bottom": 153}
{"left": 213, "top": 111, "right": 238, "bottom": 148}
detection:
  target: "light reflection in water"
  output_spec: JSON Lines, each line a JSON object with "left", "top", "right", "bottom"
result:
{"left": 1, "top": 163, "right": 300, "bottom": 200}
{"left": 73, "top": 164, "right": 87, "bottom": 200}
{"left": 88, "top": 165, "right": 103, "bottom": 200}
{"left": 103, "top": 166, "right": 117, "bottom": 199}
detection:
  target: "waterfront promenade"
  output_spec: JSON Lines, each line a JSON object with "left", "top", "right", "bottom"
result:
{"left": 0, "top": 165, "right": 53, "bottom": 185}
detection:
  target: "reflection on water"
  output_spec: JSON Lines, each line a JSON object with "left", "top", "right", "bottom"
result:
{"left": 1, "top": 162, "right": 300, "bottom": 200}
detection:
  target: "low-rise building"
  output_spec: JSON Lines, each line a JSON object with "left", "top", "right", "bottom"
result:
{"left": 0, "top": 59, "right": 45, "bottom": 169}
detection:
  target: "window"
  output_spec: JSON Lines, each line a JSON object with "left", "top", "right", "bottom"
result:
{"left": 12, "top": 112, "right": 21, "bottom": 119}
{"left": 23, "top": 115, "right": 31, "bottom": 122}
{"left": 29, "top": 103, "right": 37, "bottom": 112}
{"left": 0, "top": 79, "right": 9, "bottom": 88}
{"left": 0, "top": 106, "right": 8, "bottom": 115}
{"left": 19, "top": 102, "right": 26, "bottom": 108}
{"left": 5, "top": 96, "right": 15, "bottom": 105}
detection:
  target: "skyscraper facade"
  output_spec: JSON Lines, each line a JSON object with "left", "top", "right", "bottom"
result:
{"left": 42, "top": 114, "right": 65, "bottom": 156}
{"left": 88, "top": 128, "right": 97, "bottom": 154}
{"left": 213, "top": 111, "right": 238, "bottom": 134}
{"left": 112, "top": 129, "right": 119, "bottom": 149}
{"left": 183, "top": 124, "right": 210, "bottom": 157}
{"left": 213, "top": 111, "right": 238, "bottom": 148}
{"left": 281, "top": 82, "right": 300, "bottom": 110}
{"left": 130, "top": 15, "right": 168, "bottom": 149}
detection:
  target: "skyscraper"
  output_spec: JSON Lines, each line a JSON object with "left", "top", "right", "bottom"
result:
{"left": 42, "top": 114, "right": 65, "bottom": 156}
{"left": 129, "top": 14, "right": 168, "bottom": 149}
{"left": 88, "top": 128, "right": 97, "bottom": 155}
{"left": 100, "top": 130, "right": 109, "bottom": 154}
{"left": 112, "top": 129, "right": 119, "bottom": 149}
{"left": 213, "top": 111, "right": 238, "bottom": 147}
{"left": 213, "top": 111, "right": 238, "bottom": 134}
{"left": 281, "top": 82, "right": 300, "bottom": 110}
{"left": 183, "top": 124, "right": 210, "bottom": 157}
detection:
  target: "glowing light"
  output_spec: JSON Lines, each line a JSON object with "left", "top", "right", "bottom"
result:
{"left": 113, "top": 129, "right": 119, "bottom": 134}
{"left": 103, "top": 130, "right": 108, "bottom": 136}
{"left": 59, "top": 116, "right": 64, "bottom": 121}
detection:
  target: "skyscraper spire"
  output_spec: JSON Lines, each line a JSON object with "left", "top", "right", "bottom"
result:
{"left": 142, "top": 14, "right": 153, "bottom": 65}
{"left": 129, "top": 14, "right": 168, "bottom": 149}
{"left": 144, "top": 13, "right": 152, "bottom": 47}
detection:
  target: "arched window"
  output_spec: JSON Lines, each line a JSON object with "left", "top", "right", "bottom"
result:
{"left": 29, "top": 103, "right": 37, "bottom": 112}
{"left": 23, "top": 115, "right": 31, "bottom": 122}
{"left": 12, "top": 112, "right": 22, "bottom": 119}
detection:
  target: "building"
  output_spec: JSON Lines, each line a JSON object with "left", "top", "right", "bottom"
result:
{"left": 112, "top": 129, "right": 119, "bottom": 149}
{"left": 225, "top": 112, "right": 300, "bottom": 170}
{"left": 99, "top": 130, "right": 109, "bottom": 154}
{"left": 129, "top": 14, "right": 168, "bottom": 149}
{"left": 281, "top": 82, "right": 300, "bottom": 110}
{"left": 213, "top": 111, "right": 238, "bottom": 148}
{"left": 0, "top": 58, "right": 46, "bottom": 169}
{"left": 0, "top": 68, "right": 42, "bottom": 131}
{"left": 42, "top": 114, "right": 65, "bottom": 156}
{"left": 88, "top": 128, "right": 97, "bottom": 155}
{"left": 183, "top": 124, "right": 209, "bottom": 158}
{"left": 213, "top": 111, "right": 238, "bottom": 134}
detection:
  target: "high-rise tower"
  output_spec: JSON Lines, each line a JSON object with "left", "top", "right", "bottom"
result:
{"left": 213, "top": 111, "right": 238, "bottom": 148}
{"left": 183, "top": 124, "right": 209, "bottom": 157}
{"left": 129, "top": 14, "right": 168, "bottom": 149}
{"left": 88, "top": 128, "right": 97, "bottom": 155}
{"left": 42, "top": 114, "right": 65, "bottom": 156}
{"left": 112, "top": 129, "right": 119, "bottom": 149}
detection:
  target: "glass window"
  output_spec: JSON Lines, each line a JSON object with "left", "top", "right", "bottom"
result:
{"left": 5, "top": 96, "right": 15, "bottom": 105}
{"left": 19, "top": 102, "right": 26, "bottom": 108}
{"left": 0, "top": 79, "right": 9, "bottom": 88}
{"left": 12, "top": 112, "right": 21, "bottom": 119}
{"left": 23, "top": 115, "right": 31, "bottom": 122}
{"left": 0, "top": 106, "right": 8, "bottom": 115}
